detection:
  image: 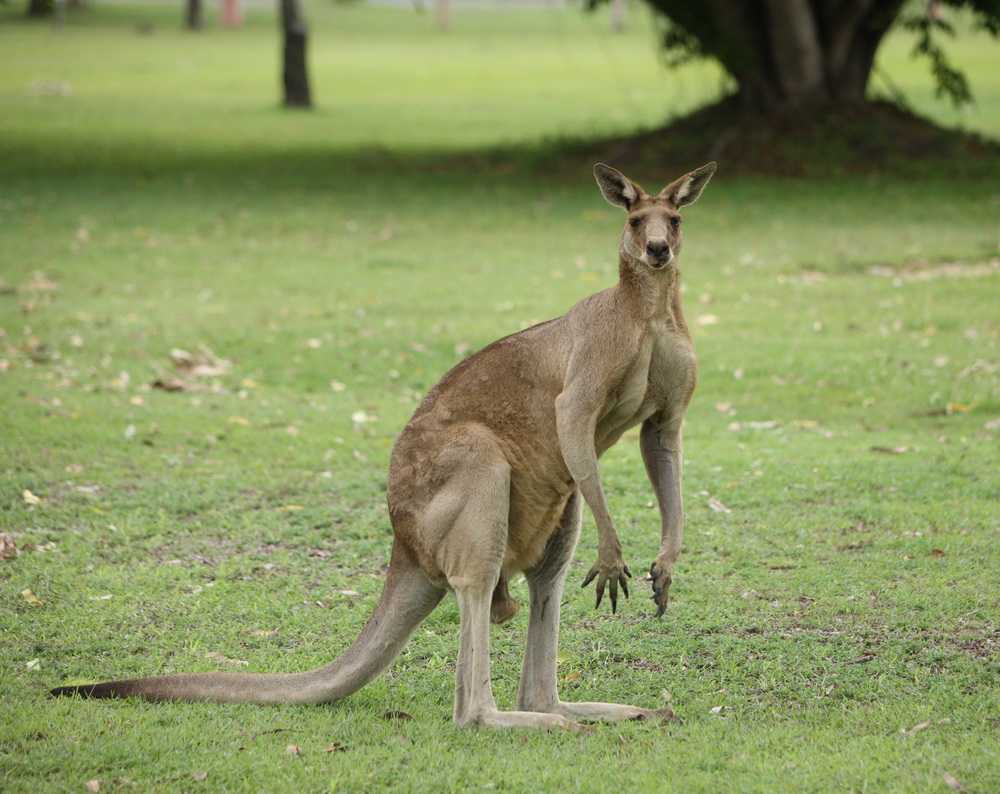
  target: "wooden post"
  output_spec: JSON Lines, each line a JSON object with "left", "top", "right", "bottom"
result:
{"left": 222, "top": 0, "right": 242, "bottom": 28}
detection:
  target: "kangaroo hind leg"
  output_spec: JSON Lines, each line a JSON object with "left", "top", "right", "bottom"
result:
{"left": 518, "top": 490, "right": 673, "bottom": 723}
{"left": 431, "top": 440, "right": 581, "bottom": 731}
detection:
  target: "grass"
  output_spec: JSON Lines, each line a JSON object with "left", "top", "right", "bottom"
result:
{"left": 1, "top": 3, "right": 998, "bottom": 792}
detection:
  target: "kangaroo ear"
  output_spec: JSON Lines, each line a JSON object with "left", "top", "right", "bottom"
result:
{"left": 660, "top": 162, "right": 717, "bottom": 208}
{"left": 593, "top": 163, "right": 640, "bottom": 211}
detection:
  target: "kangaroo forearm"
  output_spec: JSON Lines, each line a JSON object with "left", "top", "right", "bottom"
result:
{"left": 556, "top": 398, "right": 621, "bottom": 554}
{"left": 576, "top": 475, "right": 621, "bottom": 556}
{"left": 640, "top": 421, "right": 684, "bottom": 559}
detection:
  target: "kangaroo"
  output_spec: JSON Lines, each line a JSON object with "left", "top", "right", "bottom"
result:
{"left": 52, "top": 161, "right": 716, "bottom": 730}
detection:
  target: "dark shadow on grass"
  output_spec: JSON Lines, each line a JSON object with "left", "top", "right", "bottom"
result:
{"left": 3, "top": 99, "right": 998, "bottom": 194}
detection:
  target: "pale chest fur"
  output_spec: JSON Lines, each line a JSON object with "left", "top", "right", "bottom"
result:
{"left": 596, "top": 324, "right": 696, "bottom": 448}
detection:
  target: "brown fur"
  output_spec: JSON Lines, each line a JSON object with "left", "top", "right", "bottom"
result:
{"left": 52, "top": 162, "right": 716, "bottom": 731}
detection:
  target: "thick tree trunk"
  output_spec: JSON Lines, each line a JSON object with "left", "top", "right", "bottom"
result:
{"left": 647, "top": 0, "right": 906, "bottom": 112}
{"left": 27, "top": 0, "right": 53, "bottom": 17}
{"left": 281, "top": 0, "right": 312, "bottom": 108}
{"left": 185, "top": 0, "right": 203, "bottom": 30}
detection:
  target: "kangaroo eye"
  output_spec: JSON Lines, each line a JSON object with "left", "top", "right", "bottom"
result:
{"left": 629, "top": 217, "right": 642, "bottom": 229}
{"left": 670, "top": 217, "right": 681, "bottom": 230}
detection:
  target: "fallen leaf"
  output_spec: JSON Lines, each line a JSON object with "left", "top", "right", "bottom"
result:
{"left": 0, "top": 533, "right": 18, "bottom": 560}
{"left": 382, "top": 710, "right": 413, "bottom": 721}
{"left": 351, "top": 410, "right": 372, "bottom": 425}
{"left": 902, "top": 720, "right": 931, "bottom": 736}
{"left": 945, "top": 402, "right": 971, "bottom": 415}
{"left": 563, "top": 671, "right": 582, "bottom": 683}
{"left": 277, "top": 505, "right": 303, "bottom": 512}
{"left": 205, "top": 651, "right": 248, "bottom": 667}
{"left": 21, "top": 588, "right": 43, "bottom": 606}
{"left": 709, "top": 705, "right": 723, "bottom": 714}
{"left": 170, "top": 346, "right": 231, "bottom": 378}
{"left": 308, "top": 548, "right": 331, "bottom": 559}
{"left": 870, "top": 445, "right": 908, "bottom": 455}
{"left": 24, "top": 273, "right": 59, "bottom": 292}
{"left": 707, "top": 497, "right": 731, "bottom": 514}
{"left": 336, "top": 589, "right": 360, "bottom": 597}
{"left": 714, "top": 402, "right": 732, "bottom": 413}
{"left": 65, "top": 463, "right": 84, "bottom": 474}
{"left": 151, "top": 378, "right": 186, "bottom": 392}
{"left": 191, "top": 771, "right": 208, "bottom": 782}
{"left": 930, "top": 548, "right": 946, "bottom": 557}
{"left": 123, "top": 424, "right": 136, "bottom": 440}
{"left": 330, "top": 380, "right": 346, "bottom": 392}
{"left": 696, "top": 314, "right": 719, "bottom": 326}
{"left": 306, "top": 338, "right": 322, "bottom": 349}
{"left": 228, "top": 416, "right": 250, "bottom": 426}
{"left": 25, "top": 658, "right": 41, "bottom": 671}
{"left": 942, "top": 772, "right": 962, "bottom": 791}
{"left": 251, "top": 628, "right": 279, "bottom": 638}
{"left": 985, "top": 418, "right": 1000, "bottom": 431}
{"left": 285, "top": 744, "right": 301, "bottom": 756}
{"left": 22, "top": 489, "right": 41, "bottom": 506}
{"left": 324, "top": 741, "right": 347, "bottom": 753}
{"left": 85, "top": 780, "right": 101, "bottom": 793}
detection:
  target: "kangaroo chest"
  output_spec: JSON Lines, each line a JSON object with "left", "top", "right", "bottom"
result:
{"left": 597, "top": 326, "right": 695, "bottom": 449}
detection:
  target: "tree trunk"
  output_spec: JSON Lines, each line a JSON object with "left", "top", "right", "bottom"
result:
{"left": 281, "top": 0, "right": 312, "bottom": 108}
{"left": 27, "top": 0, "right": 53, "bottom": 17}
{"left": 185, "top": 0, "right": 203, "bottom": 30}
{"left": 610, "top": 0, "right": 626, "bottom": 33}
{"left": 222, "top": 0, "right": 242, "bottom": 28}
{"left": 647, "top": 0, "right": 907, "bottom": 111}
{"left": 434, "top": 0, "right": 450, "bottom": 31}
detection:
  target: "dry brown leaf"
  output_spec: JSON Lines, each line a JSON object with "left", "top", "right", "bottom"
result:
{"left": 563, "top": 671, "right": 582, "bottom": 682}
{"left": 205, "top": 651, "right": 248, "bottom": 667}
{"left": 903, "top": 720, "right": 932, "bottom": 736}
{"left": 277, "top": 505, "right": 303, "bottom": 512}
{"left": 324, "top": 741, "right": 347, "bottom": 753}
{"left": 85, "top": 780, "right": 101, "bottom": 792}
{"left": 191, "top": 771, "right": 208, "bottom": 782}
{"left": 382, "top": 710, "right": 413, "bottom": 721}
{"left": 251, "top": 628, "right": 279, "bottom": 638}
{"left": 945, "top": 402, "right": 972, "bottom": 415}
{"left": 22, "top": 489, "right": 41, "bottom": 506}
{"left": 21, "top": 588, "right": 43, "bottom": 607}
{"left": 708, "top": 497, "right": 731, "bottom": 514}
{"left": 285, "top": 744, "right": 302, "bottom": 756}
{"left": 942, "top": 772, "right": 963, "bottom": 791}
{"left": 151, "top": 378, "right": 186, "bottom": 392}
{"left": 930, "top": 548, "right": 946, "bottom": 558}
{"left": 24, "top": 273, "right": 59, "bottom": 292}
{"left": 0, "top": 533, "right": 18, "bottom": 560}
{"left": 870, "top": 445, "right": 908, "bottom": 455}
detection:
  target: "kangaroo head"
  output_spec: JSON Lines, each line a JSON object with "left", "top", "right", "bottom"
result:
{"left": 593, "top": 162, "right": 716, "bottom": 271}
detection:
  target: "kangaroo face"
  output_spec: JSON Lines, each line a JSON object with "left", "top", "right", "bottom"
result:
{"left": 623, "top": 202, "right": 682, "bottom": 270}
{"left": 593, "top": 161, "right": 716, "bottom": 271}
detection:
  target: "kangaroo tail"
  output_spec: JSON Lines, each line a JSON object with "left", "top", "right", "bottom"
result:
{"left": 51, "top": 543, "right": 444, "bottom": 705}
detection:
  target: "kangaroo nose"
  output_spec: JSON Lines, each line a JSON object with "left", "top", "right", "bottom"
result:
{"left": 646, "top": 240, "right": 670, "bottom": 259}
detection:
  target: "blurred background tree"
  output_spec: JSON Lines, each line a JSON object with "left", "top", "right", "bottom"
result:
{"left": 587, "top": 0, "right": 1000, "bottom": 111}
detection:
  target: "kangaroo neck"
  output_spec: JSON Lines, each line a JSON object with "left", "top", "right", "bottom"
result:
{"left": 617, "top": 253, "right": 688, "bottom": 332}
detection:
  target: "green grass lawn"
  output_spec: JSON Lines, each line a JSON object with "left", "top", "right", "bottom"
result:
{"left": 1, "top": 3, "right": 998, "bottom": 792}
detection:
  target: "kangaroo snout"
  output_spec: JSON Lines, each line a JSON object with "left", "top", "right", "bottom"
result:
{"left": 645, "top": 239, "right": 671, "bottom": 265}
